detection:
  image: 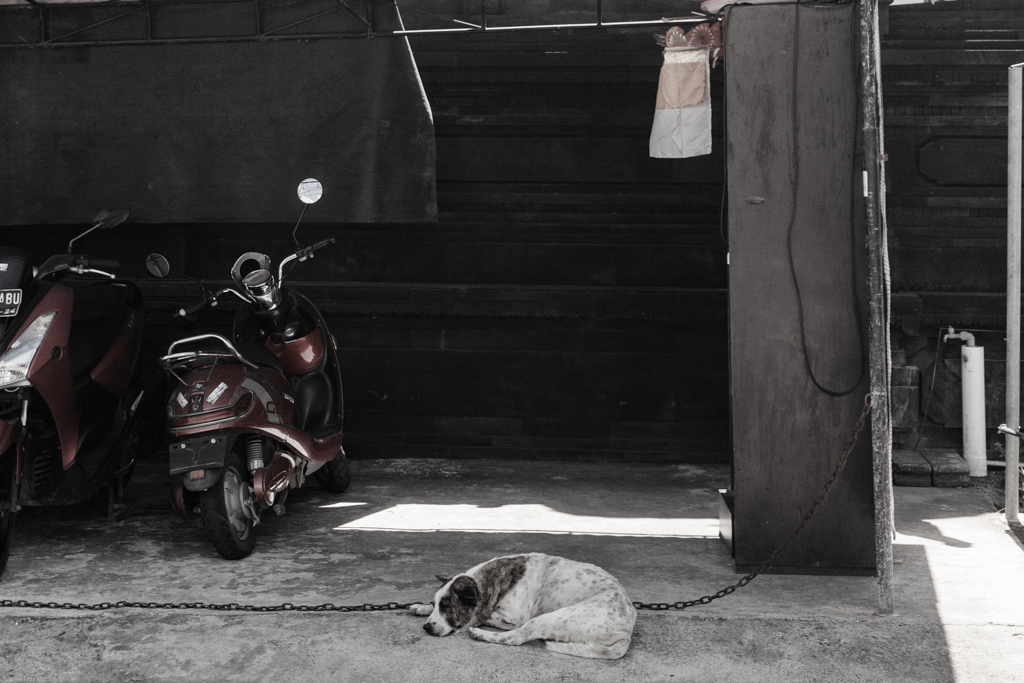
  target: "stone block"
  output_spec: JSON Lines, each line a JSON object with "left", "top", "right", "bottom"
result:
{"left": 891, "top": 385, "right": 921, "bottom": 429}
{"left": 891, "top": 293, "right": 923, "bottom": 336}
{"left": 921, "top": 449, "right": 970, "bottom": 488}
{"left": 891, "top": 365, "right": 919, "bottom": 387}
{"left": 892, "top": 449, "right": 931, "bottom": 487}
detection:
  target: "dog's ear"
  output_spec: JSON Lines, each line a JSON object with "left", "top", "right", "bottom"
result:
{"left": 450, "top": 576, "right": 480, "bottom": 608}
{"left": 436, "top": 574, "right": 452, "bottom": 584}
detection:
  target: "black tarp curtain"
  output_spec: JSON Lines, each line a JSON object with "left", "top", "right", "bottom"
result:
{"left": 0, "top": 5, "right": 437, "bottom": 224}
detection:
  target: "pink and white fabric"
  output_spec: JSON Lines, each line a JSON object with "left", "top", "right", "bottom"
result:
{"left": 649, "top": 47, "right": 711, "bottom": 159}
{"left": 649, "top": 22, "right": 724, "bottom": 159}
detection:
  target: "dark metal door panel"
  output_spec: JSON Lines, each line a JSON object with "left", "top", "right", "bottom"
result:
{"left": 726, "top": 3, "right": 875, "bottom": 572}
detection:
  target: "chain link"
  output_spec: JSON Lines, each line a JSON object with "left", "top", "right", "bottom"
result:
{"left": 0, "top": 395, "right": 870, "bottom": 616}
{"left": 633, "top": 393, "right": 872, "bottom": 611}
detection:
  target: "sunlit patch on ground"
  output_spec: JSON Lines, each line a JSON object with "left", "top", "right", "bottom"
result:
{"left": 332, "top": 503, "right": 719, "bottom": 538}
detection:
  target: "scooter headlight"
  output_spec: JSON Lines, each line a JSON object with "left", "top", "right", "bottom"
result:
{"left": 242, "top": 269, "right": 281, "bottom": 313}
{"left": 0, "top": 312, "right": 57, "bottom": 389}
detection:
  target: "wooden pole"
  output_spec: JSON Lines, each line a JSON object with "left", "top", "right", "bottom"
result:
{"left": 1006, "top": 63, "right": 1022, "bottom": 526}
{"left": 858, "top": 0, "right": 894, "bottom": 616}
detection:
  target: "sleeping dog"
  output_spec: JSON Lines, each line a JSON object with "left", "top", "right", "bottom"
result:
{"left": 409, "top": 552, "right": 636, "bottom": 659}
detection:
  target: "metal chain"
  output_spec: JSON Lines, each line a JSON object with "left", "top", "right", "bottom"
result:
{"left": 633, "top": 393, "right": 872, "bottom": 611}
{"left": 0, "top": 599, "right": 412, "bottom": 613}
{"left": 1, "top": 395, "right": 870, "bottom": 615}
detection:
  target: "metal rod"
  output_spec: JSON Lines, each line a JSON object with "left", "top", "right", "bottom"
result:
{"left": 1, "top": 8, "right": 704, "bottom": 48}
{"left": 333, "top": 0, "right": 370, "bottom": 27}
{"left": 48, "top": 5, "right": 145, "bottom": 44}
{"left": 67, "top": 221, "right": 102, "bottom": 254}
{"left": 1007, "top": 62, "right": 1023, "bottom": 526}
{"left": 394, "top": 18, "right": 702, "bottom": 35}
{"left": 261, "top": 5, "right": 346, "bottom": 38}
{"left": 858, "top": 0, "right": 894, "bottom": 616}
{"left": 1, "top": 31, "right": 373, "bottom": 48}
{"left": 0, "top": 0, "right": 708, "bottom": 49}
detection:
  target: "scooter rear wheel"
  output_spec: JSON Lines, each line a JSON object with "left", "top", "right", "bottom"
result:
{"left": 0, "top": 452, "right": 17, "bottom": 578}
{"left": 200, "top": 453, "right": 257, "bottom": 560}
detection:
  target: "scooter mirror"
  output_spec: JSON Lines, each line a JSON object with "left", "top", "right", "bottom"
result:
{"left": 297, "top": 178, "right": 323, "bottom": 205}
{"left": 146, "top": 253, "right": 172, "bottom": 278}
{"left": 93, "top": 208, "right": 130, "bottom": 229}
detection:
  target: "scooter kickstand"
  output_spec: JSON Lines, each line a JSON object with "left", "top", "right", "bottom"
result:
{"left": 107, "top": 475, "right": 128, "bottom": 521}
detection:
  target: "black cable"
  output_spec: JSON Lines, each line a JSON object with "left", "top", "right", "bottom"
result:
{"left": 785, "top": 0, "right": 866, "bottom": 398}
{"left": 718, "top": 3, "right": 736, "bottom": 247}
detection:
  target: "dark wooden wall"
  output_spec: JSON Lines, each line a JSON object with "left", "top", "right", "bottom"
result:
{"left": 881, "top": 0, "right": 1024, "bottom": 445}
{"left": 8, "top": 4, "right": 730, "bottom": 464}
{"left": 884, "top": 0, "right": 1024, "bottom": 328}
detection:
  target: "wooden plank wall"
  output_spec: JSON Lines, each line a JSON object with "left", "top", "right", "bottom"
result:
{"left": 371, "top": 28, "right": 730, "bottom": 463}
{"left": 881, "top": 0, "right": 1024, "bottom": 442}
{"left": 883, "top": 0, "right": 1024, "bottom": 329}
{"left": 13, "top": 20, "right": 731, "bottom": 463}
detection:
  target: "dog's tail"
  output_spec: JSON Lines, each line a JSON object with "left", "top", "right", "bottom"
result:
{"left": 543, "top": 638, "right": 630, "bottom": 660}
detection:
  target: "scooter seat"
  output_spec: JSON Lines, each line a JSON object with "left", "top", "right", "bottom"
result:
{"left": 67, "top": 281, "right": 138, "bottom": 380}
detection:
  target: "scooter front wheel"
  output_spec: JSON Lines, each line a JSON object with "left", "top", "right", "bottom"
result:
{"left": 200, "top": 453, "right": 257, "bottom": 560}
{"left": 0, "top": 452, "right": 17, "bottom": 578}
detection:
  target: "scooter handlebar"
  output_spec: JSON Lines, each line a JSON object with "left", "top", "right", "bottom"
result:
{"left": 88, "top": 258, "right": 121, "bottom": 269}
{"left": 176, "top": 299, "right": 207, "bottom": 318}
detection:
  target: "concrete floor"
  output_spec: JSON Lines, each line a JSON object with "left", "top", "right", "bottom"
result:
{"left": 0, "top": 458, "right": 1021, "bottom": 683}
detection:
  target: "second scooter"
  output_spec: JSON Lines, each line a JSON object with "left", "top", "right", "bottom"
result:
{"left": 148, "top": 179, "right": 349, "bottom": 560}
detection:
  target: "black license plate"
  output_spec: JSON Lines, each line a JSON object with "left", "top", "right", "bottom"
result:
{"left": 169, "top": 435, "right": 231, "bottom": 474}
{"left": 0, "top": 289, "right": 21, "bottom": 318}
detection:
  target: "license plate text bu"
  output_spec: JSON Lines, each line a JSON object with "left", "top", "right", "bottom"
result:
{"left": 0, "top": 290, "right": 22, "bottom": 317}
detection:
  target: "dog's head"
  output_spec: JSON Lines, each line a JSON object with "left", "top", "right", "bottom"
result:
{"left": 422, "top": 574, "right": 482, "bottom": 637}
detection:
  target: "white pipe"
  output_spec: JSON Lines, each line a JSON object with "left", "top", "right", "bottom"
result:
{"left": 961, "top": 345, "right": 987, "bottom": 477}
{"left": 944, "top": 328, "right": 986, "bottom": 476}
{"left": 1008, "top": 63, "right": 1023, "bottom": 524}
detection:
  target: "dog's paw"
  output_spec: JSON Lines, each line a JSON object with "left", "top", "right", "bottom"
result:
{"left": 467, "top": 627, "right": 489, "bottom": 641}
{"left": 408, "top": 603, "right": 433, "bottom": 617}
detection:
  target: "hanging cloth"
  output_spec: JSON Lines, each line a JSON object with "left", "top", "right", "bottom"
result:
{"left": 649, "top": 47, "right": 711, "bottom": 159}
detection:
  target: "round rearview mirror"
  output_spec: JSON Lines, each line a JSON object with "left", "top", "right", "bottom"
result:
{"left": 94, "top": 208, "right": 130, "bottom": 229}
{"left": 297, "top": 178, "right": 323, "bottom": 205}
{"left": 146, "top": 253, "right": 171, "bottom": 278}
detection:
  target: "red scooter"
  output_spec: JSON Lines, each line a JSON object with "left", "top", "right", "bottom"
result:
{"left": 0, "top": 209, "right": 155, "bottom": 577}
{"left": 148, "top": 179, "right": 349, "bottom": 560}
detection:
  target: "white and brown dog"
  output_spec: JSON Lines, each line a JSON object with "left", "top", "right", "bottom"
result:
{"left": 409, "top": 553, "right": 636, "bottom": 659}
